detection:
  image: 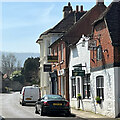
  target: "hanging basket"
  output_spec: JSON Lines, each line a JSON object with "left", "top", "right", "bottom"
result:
{"left": 77, "top": 93, "right": 82, "bottom": 100}
{"left": 95, "top": 96, "right": 101, "bottom": 104}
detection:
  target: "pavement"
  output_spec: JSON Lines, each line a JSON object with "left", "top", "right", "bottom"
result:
{"left": 0, "top": 108, "right": 120, "bottom": 120}
{"left": 71, "top": 108, "right": 120, "bottom": 119}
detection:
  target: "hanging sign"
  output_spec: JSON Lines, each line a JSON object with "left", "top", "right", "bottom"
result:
{"left": 47, "top": 55, "right": 58, "bottom": 63}
{"left": 72, "top": 70, "right": 85, "bottom": 76}
{"left": 43, "top": 64, "right": 52, "bottom": 72}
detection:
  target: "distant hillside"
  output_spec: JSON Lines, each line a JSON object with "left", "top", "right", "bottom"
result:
{"left": 1, "top": 51, "right": 40, "bottom": 67}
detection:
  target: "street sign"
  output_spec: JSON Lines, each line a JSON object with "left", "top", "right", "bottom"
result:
{"left": 72, "top": 70, "right": 85, "bottom": 76}
{"left": 43, "top": 64, "right": 52, "bottom": 72}
{"left": 47, "top": 55, "right": 58, "bottom": 63}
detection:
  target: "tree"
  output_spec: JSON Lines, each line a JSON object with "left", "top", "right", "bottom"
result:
{"left": 22, "top": 57, "right": 40, "bottom": 85}
{"left": 2, "top": 53, "right": 21, "bottom": 76}
{"left": 10, "top": 70, "right": 24, "bottom": 84}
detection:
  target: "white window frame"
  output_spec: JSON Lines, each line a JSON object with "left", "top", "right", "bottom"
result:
{"left": 83, "top": 74, "right": 91, "bottom": 99}
{"left": 96, "top": 76, "right": 104, "bottom": 99}
{"left": 97, "top": 45, "right": 102, "bottom": 61}
{"left": 71, "top": 77, "right": 76, "bottom": 98}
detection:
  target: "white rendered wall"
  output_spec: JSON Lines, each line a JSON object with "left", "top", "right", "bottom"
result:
{"left": 69, "top": 35, "right": 90, "bottom": 109}
{"left": 114, "top": 67, "right": 120, "bottom": 117}
{"left": 39, "top": 33, "right": 62, "bottom": 97}
{"left": 69, "top": 35, "right": 120, "bottom": 118}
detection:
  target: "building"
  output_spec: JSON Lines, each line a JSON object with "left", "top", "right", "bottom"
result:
{"left": 49, "top": 5, "right": 86, "bottom": 100}
{"left": 66, "top": 0, "right": 109, "bottom": 116}
{"left": 69, "top": 35, "right": 91, "bottom": 109}
{"left": 36, "top": 3, "right": 85, "bottom": 97}
{"left": 61, "top": 0, "right": 106, "bottom": 108}
{"left": 90, "top": 1, "right": 120, "bottom": 117}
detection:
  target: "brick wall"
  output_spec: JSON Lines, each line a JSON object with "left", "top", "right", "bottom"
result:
{"left": 90, "top": 21, "right": 114, "bottom": 70}
{"left": 51, "top": 41, "right": 69, "bottom": 100}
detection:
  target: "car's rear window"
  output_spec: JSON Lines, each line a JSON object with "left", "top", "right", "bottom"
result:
{"left": 47, "top": 95, "right": 63, "bottom": 100}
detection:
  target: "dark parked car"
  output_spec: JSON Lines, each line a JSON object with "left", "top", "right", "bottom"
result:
{"left": 35, "top": 94, "right": 71, "bottom": 116}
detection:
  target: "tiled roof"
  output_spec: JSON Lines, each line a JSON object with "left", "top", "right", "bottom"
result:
{"left": 60, "top": 3, "right": 107, "bottom": 46}
{"left": 37, "top": 10, "right": 86, "bottom": 43}
{"left": 49, "top": 11, "right": 86, "bottom": 33}
{"left": 48, "top": 11, "right": 87, "bottom": 48}
{"left": 105, "top": 1, "right": 120, "bottom": 45}
{"left": 93, "top": 1, "right": 120, "bottom": 45}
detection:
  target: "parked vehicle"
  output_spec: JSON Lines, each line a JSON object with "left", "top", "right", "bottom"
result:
{"left": 20, "top": 85, "right": 41, "bottom": 106}
{"left": 35, "top": 94, "right": 71, "bottom": 116}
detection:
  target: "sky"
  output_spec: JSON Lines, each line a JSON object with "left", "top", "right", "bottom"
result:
{"left": 2, "top": 0, "right": 112, "bottom": 53}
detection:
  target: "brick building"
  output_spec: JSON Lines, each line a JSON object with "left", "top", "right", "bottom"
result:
{"left": 66, "top": 0, "right": 107, "bottom": 113}
{"left": 49, "top": 5, "right": 86, "bottom": 100}
{"left": 90, "top": 1, "right": 120, "bottom": 117}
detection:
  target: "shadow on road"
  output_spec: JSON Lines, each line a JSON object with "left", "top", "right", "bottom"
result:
{"left": 46, "top": 113, "right": 76, "bottom": 117}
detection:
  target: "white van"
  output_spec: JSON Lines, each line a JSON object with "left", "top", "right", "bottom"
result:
{"left": 20, "top": 85, "right": 41, "bottom": 106}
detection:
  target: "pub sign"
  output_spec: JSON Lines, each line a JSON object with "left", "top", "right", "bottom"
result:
{"left": 44, "top": 64, "right": 52, "bottom": 72}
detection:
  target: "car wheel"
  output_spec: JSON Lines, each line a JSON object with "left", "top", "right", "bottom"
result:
{"left": 39, "top": 107, "right": 44, "bottom": 116}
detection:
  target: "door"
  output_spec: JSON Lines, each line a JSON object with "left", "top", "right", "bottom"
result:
{"left": 61, "top": 76, "right": 64, "bottom": 97}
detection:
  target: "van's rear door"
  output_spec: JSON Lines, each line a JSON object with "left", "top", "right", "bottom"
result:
{"left": 24, "top": 88, "right": 39, "bottom": 102}
{"left": 31, "top": 88, "right": 39, "bottom": 101}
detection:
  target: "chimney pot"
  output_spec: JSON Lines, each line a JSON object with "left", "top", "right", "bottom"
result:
{"left": 68, "top": 2, "right": 71, "bottom": 6}
{"left": 76, "top": 5, "right": 79, "bottom": 13}
{"left": 80, "top": 5, "right": 83, "bottom": 12}
{"left": 63, "top": 2, "right": 72, "bottom": 18}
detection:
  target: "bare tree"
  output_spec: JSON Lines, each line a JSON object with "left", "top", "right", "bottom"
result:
{"left": 2, "top": 53, "right": 21, "bottom": 75}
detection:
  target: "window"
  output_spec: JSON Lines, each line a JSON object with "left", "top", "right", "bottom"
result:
{"left": 48, "top": 42, "right": 51, "bottom": 55}
{"left": 77, "top": 78, "right": 80, "bottom": 94}
{"left": 97, "top": 45, "right": 102, "bottom": 60}
{"left": 52, "top": 49, "right": 55, "bottom": 56}
{"left": 71, "top": 78, "right": 76, "bottom": 98}
{"left": 57, "top": 46, "right": 59, "bottom": 62}
{"left": 83, "top": 74, "right": 90, "bottom": 99}
{"left": 61, "top": 44, "right": 63, "bottom": 61}
{"left": 96, "top": 76, "right": 104, "bottom": 99}
{"left": 48, "top": 48, "right": 51, "bottom": 55}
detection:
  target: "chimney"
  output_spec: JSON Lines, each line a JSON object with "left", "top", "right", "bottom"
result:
{"left": 63, "top": 2, "right": 72, "bottom": 18}
{"left": 96, "top": 0, "right": 104, "bottom": 5}
{"left": 76, "top": 5, "right": 79, "bottom": 13}
{"left": 74, "top": 5, "right": 80, "bottom": 23}
{"left": 80, "top": 5, "right": 83, "bottom": 12}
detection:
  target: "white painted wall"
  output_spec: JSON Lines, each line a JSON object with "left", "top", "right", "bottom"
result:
{"left": 39, "top": 33, "right": 62, "bottom": 97}
{"left": 91, "top": 68, "right": 115, "bottom": 117}
{"left": 69, "top": 35, "right": 91, "bottom": 109}
{"left": 69, "top": 35, "right": 120, "bottom": 118}
{"left": 114, "top": 67, "right": 120, "bottom": 117}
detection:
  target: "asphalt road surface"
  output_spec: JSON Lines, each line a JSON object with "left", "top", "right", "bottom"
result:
{"left": 0, "top": 92, "right": 86, "bottom": 120}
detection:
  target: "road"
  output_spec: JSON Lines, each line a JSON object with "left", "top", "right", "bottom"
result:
{"left": 0, "top": 92, "right": 85, "bottom": 120}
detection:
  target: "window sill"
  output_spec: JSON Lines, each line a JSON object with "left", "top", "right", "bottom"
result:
{"left": 71, "top": 98, "right": 77, "bottom": 100}
{"left": 82, "top": 99, "right": 91, "bottom": 102}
